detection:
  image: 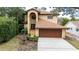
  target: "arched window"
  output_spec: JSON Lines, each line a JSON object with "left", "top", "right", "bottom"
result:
{"left": 30, "top": 13, "right": 36, "bottom": 20}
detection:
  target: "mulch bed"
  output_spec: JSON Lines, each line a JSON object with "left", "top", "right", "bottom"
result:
{"left": 16, "top": 35, "right": 37, "bottom": 51}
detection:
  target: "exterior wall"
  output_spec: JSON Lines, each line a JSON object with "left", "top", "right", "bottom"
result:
{"left": 52, "top": 16, "right": 58, "bottom": 24}
{"left": 39, "top": 15, "right": 47, "bottom": 20}
{"left": 27, "top": 10, "right": 38, "bottom": 34}
{"left": 35, "top": 29, "right": 39, "bottom": 36}
{"left": 62, "top": 29, "right": 66, "bottom": 38}
{"left": 65, "top": 22, "right": 79, "bottom": 37}
{"left": 39, "top": 15, "right": 58, "bottom": 24}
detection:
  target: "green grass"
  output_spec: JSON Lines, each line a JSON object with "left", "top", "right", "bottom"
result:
{"left": 65, "top": 37, "right": 79, "bottom": 50}
{"left": 0, "top": 36, "right": 20, "bottom": 51}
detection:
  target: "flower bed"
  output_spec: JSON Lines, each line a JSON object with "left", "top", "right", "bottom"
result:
{"left": 17, "top": 35, "right": 37, "bottom": 51}
{"left": 26, "top": 34, "right": 38, "bottom": 42}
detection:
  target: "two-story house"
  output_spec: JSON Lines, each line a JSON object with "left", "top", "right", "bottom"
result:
{"left": 24, "top": 8, "right": 66, "bottom": 38}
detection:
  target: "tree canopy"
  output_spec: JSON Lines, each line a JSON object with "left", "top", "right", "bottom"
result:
{"left": 50, "top": 7, "right": 79, "bottom": 18}
{"left": 0, "top": 7, "right": 26, "bottom": 33}
{"left": 0, "top": 7, "right": 25, "bottom": 18}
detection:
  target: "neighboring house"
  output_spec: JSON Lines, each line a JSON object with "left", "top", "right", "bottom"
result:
{"left": 24, "top": 8, "right": 67, "bottom": 38}
{"left": 65, "top": 21, "right": 79, "bottom": 37}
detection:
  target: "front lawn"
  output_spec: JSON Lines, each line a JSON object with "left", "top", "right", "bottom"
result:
{"left": 0, "top": 35, "right": 37, "bottom": 51}
{"left": 65, "top": 36, "right": 79, "bottom": 50}
{"left": 0, "top": 36, "right": 20, "bottom": 51}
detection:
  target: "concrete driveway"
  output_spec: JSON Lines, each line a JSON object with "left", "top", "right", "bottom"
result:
{"left": 38, "top": 38, "right": 76, "bottom": 51}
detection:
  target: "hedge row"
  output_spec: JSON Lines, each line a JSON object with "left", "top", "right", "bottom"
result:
{"left": 0, "top": 17, "right": 18, "bottom": 43}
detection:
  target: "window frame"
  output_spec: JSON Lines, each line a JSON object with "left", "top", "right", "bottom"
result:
{"left": 76, "top": 28, "right": 79, "bottom": 32}
{"left": 31, "top": 24, "right": 35, "bottom": 30}
{"left": 47, "top": 15, "right": 53, "bottom": 19}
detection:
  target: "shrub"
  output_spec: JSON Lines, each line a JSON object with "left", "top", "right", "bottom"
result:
{"left": 0, "top": 17, "right": 18, "bottom": 43}
{"left": 20, "top": 28, "right": 27, "bottom": 34}
{"left": 60, "top": 18, "right": 69, "bottom": 26}
{"left": 26, "top": 34, "right": 38, "bottom": 42}
{"left": 18, "top": 24, "right": 24, "bottom": 33}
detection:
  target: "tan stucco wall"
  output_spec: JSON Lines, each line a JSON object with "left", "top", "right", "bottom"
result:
{"left": 39, "top": 15, "right": 58, "bottom": 24}
{"left": 62, "top": 29, "right": 66, "bottom": 38}
{"left": 35, "top": 29, "right": 39, "bottom": 36}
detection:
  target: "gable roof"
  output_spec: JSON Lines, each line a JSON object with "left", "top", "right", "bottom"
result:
{"left": 36, "top": 19, "right": 67, "bottom": 29}
{"left": 26, "top": 8, "right": 40, "bottom": 13}
{"left": 26, "top": 8, "right": 52, "bottom": 15}
{"left": 71, "top": 21, "right": 79, "bottom": 27}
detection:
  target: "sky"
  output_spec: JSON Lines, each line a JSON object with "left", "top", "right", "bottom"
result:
{"left": 0, "top": 0, "right": 78, "bottom": 19}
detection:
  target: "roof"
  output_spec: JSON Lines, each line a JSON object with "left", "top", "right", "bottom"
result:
{"left": 36, "top": 19, "right": 67, "bottom": 29}
{"left": 71, "top": 21, "right": 79, "bottom": 27}
{"left": 26, "top": 8, "right": 52, "bottom": 15}
{"left": 26, "top": 8, "right": 40, "bottom": 13}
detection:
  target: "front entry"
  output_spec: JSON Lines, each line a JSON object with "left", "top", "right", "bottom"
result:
{"left": 29, "top": 12, "right": 36, "bottom": 35}
{"left": 39, "top": 29, "right": 62, "bottom": 38}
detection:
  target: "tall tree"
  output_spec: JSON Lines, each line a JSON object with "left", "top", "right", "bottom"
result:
{"left": 50, "top": 7, "right": 79, "bottom": 18}
{"left": 0, "top": 7, "right": 25, "bottom": 18}
{"left": 0, "top": 7, "right": 26, "bottom": 33}
{"left": 0, "top": 7, "right": 8, "bottom": 16}
{"left": 50, "top": 8, "right": 59, "bottom": 16}
{"left": 41, "top": 7, "right": 46, "bottom": 10}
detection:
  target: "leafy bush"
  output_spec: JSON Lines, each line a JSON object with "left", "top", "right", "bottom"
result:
{"left": 20, "top": 28, "right": 27, "bottom": 34}
{"left": 18, "top": 15, "right": 25, "bottom": 33}
{"left": 26, "top": 34, "right": 38, "bottom": 42}
{"left": 61, "top": 18, "right": 69, "bottom": 26}
{"left": 18, "top": 24, "right": 24, "bottom": 33}
{"left": 0, "top": 17, "right": 18, "bottom": 43}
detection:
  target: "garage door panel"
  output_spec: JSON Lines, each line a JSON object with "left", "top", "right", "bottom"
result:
{"left": 39, "top": 29, "right": 62, "bottom": 38}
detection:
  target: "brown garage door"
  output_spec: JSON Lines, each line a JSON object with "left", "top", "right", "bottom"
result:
{"left": 39, "top": 29, "right": 62, "bottom": 38}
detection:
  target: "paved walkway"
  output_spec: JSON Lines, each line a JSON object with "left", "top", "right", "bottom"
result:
{"left": 38, "top": 38, "right": 76, "bottom": 51}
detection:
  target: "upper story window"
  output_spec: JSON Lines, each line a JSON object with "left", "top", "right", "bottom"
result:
{"left": 32, "top": 15, "right": 36, "bottom": 19}
{"left": 30, "top": 13, "right": 36, "bottom": 20}
{"left": 47, "top": 15, "right": 53, "bottom": 19}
